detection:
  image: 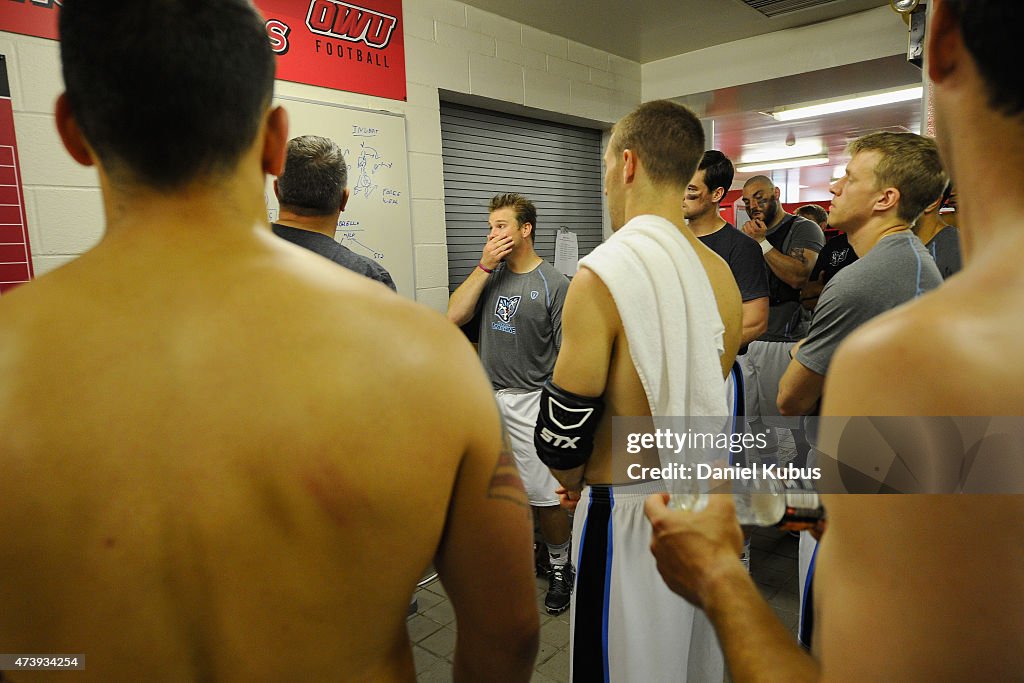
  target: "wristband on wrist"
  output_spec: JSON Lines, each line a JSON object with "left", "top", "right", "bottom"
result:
{"left": 478, "top": 263, "right": 493, "bottom": 274}
{"left": 760, "top": 240, "right": 774, "bottom": 256}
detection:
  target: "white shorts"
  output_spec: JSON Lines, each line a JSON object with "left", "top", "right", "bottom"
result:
{"left": 739, "top": 340, "right": 802, "bottom": 430}
{"left": 495, "top": 388, "right": 561, "bottom": 507}
{"left": 570, "top": 482, "right": 724, "bottom": 682}
{"left": 798, "top": 531, "right": 819, "bottom": 650}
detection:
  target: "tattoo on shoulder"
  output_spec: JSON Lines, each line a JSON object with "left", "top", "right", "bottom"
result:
{"left": 486, "top": 427, "right": 530, "bottom": 509}
{"left": 788, "top": 247, "right": 808, "bottom": 264}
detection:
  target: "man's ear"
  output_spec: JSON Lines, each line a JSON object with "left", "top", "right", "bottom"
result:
{"left": 339, "top": 187, "right": 350, "bottom": 213}
{"left": 711, "top": 186, "right": 725, "bottom": 203}
{"left": 773, "top": 186, "right": 782, "bottom": 200}
{"left": 622, "top": 148, "right": 637, "bottom": 184}
{"left": 875, "top": 187, "right": 901, "bottom": 214}
{"left": 927, "top": 0, "right": 960, "bottom": 85}
{"left": 55, "top": 93, "right": 95, "bottom": 167}
{"left": 922, "top": 195, "right": 943, "bottom": 215}
{"left": 262, "top": 105, "right": 289, "bottom": 177}
{"left": 521, "top": 221, "right": 534, "bottom": 240}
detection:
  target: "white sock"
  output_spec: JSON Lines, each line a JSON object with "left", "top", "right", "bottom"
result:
{"left": 547, "top": 540, "right": 571, "bottom": 567}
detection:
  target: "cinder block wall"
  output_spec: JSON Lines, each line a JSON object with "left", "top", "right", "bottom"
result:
{"left": 1, "top": 0, "right": 641, "bottom": 312}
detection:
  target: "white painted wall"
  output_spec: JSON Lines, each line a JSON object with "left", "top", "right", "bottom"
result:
{"left": 1, "top": 0, "right": 641, "bottom": 312}
{"left": 643, "top": 6, "right": 907, "bottom": 101}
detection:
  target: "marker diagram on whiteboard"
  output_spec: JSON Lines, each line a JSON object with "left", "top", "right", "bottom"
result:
{"left": 264, "top": 96, "right": 414, "bottom": 297}
{"left": 350, "top": 140, "right": 393, "bottom": 200}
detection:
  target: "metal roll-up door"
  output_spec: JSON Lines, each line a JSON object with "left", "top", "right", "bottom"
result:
{"left": 440, "top": 101, "right": 604, "bottom": 293}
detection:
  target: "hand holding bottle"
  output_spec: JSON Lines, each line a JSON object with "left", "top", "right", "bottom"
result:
{"left": 644, "top": 492, "right": 745, "bottom": 609}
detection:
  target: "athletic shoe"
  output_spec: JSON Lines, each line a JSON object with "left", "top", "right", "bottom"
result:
{"left": 545, "top": 564, "right": 575, "bottom": 615}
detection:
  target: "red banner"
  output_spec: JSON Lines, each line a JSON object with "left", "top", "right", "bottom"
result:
{"left": 0, "top": 0, "right": 406, "bottom": 101}
{"left": 0, "top": 0, "right": 59, "bottom": 40}
{"left": 0, "top": 54, "right": 33, "bottom": 295}
{"left": 261, "top": 0, "right": 406, "bottom": 101}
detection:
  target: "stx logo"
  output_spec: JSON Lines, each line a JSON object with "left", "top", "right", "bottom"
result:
{"left": 305, "top": 0, "right": 398, "bottom": 49}
{"left": 538, "top": 428, "right": 579, "bottom": 450}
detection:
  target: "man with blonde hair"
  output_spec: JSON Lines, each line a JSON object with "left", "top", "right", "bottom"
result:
{"left": 777, "top": 131, "right": 946, "bottom": 419}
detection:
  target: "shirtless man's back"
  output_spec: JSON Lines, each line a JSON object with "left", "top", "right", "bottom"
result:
{"left": 0, "top": 2, "right": 539, "bottom": 681}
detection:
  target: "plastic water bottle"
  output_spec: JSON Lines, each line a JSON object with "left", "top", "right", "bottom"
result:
{"left": 669, "top": 478, "right": 824, "bottom": 531}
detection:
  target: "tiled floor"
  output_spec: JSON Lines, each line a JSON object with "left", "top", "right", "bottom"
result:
{"left": 407, "top": 433, "right": 805, "bottom": 682}
{"left": 407, "top": 527, "right": 801, "bottom": 683}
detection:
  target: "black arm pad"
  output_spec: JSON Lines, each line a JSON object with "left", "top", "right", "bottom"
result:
{"left": 534, "top": 379, "right": 605, "bottom": 471}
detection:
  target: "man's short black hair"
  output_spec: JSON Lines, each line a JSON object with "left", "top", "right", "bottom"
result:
{"left": 59, "top": 0, "right": 276, "bottom": 190}
{"left": 697, "top": 150, "right": 734, "bottom": 199}
{"left": 278, "top": 136, "right": 348, "bottom": 217}
{"left": 945, "top": 0, "right": 1022, "bottom": 118}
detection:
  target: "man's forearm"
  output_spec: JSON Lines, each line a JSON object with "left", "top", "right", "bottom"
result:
{"left": 764, "top": 249, "right": 812, "bottom": 290}
{"left": 704, "top": 562, "right": 819, "bottom": 683}
{"left": 447, "top": 267, "right": 490, "bottom": 326}
{"left": 549, "top": 464, "right": 585, "bottom": 492}
{"left": 777, "top": 355, "right": 824, "bottom": 417}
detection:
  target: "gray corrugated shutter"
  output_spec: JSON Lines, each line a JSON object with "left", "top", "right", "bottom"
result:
{"left": 440, "top": 101, "right": 603, "bottom": 292}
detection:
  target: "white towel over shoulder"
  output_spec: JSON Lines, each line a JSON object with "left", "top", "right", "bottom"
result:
{"left": 578, "top": 214, "right": 727, "bottom": 417}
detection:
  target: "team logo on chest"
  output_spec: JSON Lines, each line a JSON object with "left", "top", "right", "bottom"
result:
{"left": 495, "top": 296, "right": 522, "bottom": 323}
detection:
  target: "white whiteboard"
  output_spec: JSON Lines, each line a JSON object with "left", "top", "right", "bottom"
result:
{"left": 265, "top": 95, "right": 414, "bottom": 297}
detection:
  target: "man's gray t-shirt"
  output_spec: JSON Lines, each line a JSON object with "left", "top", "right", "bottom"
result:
{"left": 475, "top": 260, "right": 569, "bottom": 391}
{"left": 797, "top": 232, "right": 943, "bottom": 377}
{"left": 763, "top": 215, "right": 826, "bottom": 342}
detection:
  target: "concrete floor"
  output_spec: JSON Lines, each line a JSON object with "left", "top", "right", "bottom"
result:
{"left": 407, "top": 526, "right": 801, "bottom": 683}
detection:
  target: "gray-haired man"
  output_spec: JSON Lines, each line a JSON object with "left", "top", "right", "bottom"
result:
{"left": 273, "top": 135, "right": 396, "bottom": 290}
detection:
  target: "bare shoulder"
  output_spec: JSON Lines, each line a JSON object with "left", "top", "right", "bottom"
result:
{"left": 325, "top": 281, "right": 485, "bottom": 391}
{"left": 570, "top": 266, "right": 619, "bottom": 319}
{"left": 822, "top": 284, "right": 994, "bottom": 416}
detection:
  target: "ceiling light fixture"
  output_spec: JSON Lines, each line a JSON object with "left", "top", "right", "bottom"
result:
{"left": 740, "top": 140, "right": 824, "bottom": 165}
{"left": 735, "top": 155, "right": 829, "bottom": 173}
{"left": 767, "top": 86, "right": 923, "bottom": 122}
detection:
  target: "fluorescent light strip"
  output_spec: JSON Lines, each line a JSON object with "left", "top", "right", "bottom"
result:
{"left": 770, "top": 87, "right": 923, "bottom": 122}
{"left": 740, "top": 140, "right": 824, "bottom": 164}
{"left": 735, "top": 155, "right": 829, "bottom": 173}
